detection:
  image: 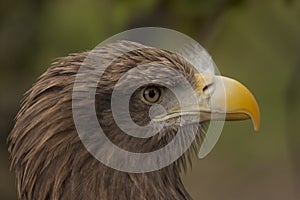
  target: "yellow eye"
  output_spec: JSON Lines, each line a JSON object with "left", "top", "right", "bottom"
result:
{"left": 142, "top": 86, "right": 161, "bottom": 104}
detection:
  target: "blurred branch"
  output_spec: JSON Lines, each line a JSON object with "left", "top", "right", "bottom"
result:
{"left": 127, "top": 0, "right": 245, "bottom": 42}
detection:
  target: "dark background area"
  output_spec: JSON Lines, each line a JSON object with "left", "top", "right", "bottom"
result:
{"left": 1, "top": 0, "right": 300, "bottom": 199}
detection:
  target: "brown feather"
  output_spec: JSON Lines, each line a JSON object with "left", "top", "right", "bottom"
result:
{"left": 8, "top": 41, "right": 204, "bottom": 200}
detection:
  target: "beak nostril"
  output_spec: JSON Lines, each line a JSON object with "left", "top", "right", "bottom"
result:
{"left": 203, "top": 83, "right": 214, "bottom": 96}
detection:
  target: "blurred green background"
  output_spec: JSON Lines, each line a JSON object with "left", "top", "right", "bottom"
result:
{"left": 1, "top": 0, "right": 300, "bottom": 199}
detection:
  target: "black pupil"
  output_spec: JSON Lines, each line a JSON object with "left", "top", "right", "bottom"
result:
{"left": 148, "top": 89, "right": 156, "bottom": 99}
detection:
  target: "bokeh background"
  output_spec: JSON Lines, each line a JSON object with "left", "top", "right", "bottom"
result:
{"left": 1, "top": 0, "right": 300, "bottom": 199}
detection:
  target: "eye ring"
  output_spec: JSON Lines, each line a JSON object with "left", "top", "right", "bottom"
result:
{"left": 142, "top": 86, "right": 162, "bottom": 104}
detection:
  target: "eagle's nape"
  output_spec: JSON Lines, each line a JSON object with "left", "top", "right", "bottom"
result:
{"left": 8, "top": 41, "right": 260, "bottom": 200}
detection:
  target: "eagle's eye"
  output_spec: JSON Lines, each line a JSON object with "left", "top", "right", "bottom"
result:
{"left": 142, "top": 86, "right": 161, "bottom": 104}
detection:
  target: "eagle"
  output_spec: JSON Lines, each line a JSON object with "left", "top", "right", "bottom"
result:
{"left": 8, "top": 40, "right": 260, "bottom": 200}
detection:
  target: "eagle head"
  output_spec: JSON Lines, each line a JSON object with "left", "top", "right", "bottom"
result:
{"left": 8, "top": 40, "right": 260, "bottom": 200}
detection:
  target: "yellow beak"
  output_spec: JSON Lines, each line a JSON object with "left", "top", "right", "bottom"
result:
{"left": 194, "top": 74, "right": 260, "bottom": 131}
{"left": 153, "top": 74, "right": 260, "bottom": 131}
